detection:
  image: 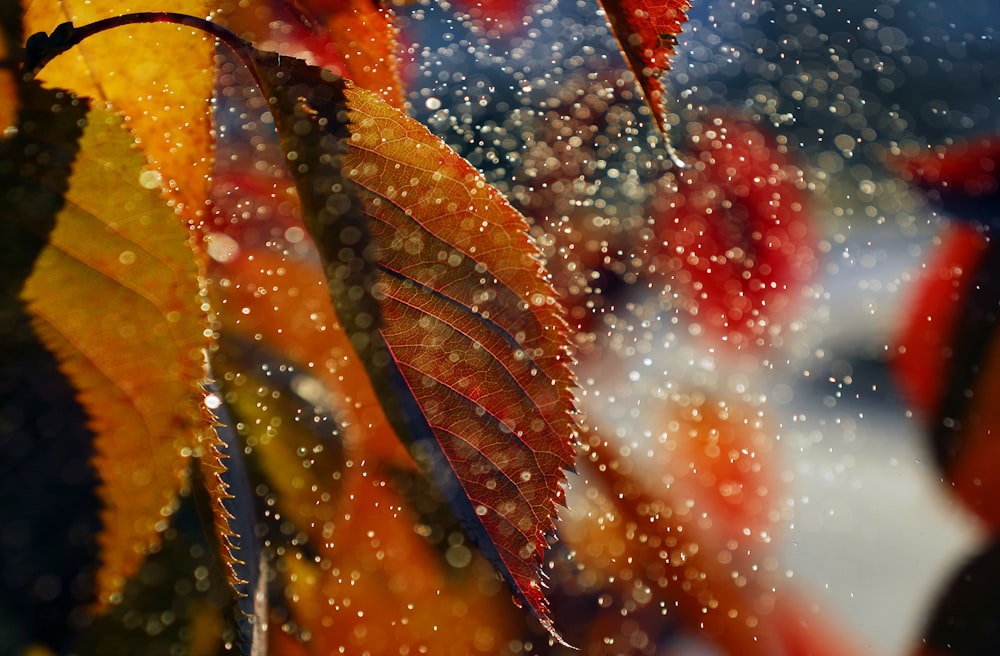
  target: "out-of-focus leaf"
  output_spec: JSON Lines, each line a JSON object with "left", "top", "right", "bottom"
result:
{"left": 243, "top": 50, "right": 577, "bottom": 638}
{"left": 217, "top": 0, "right": 406, "bottom": 111}
{"left": 893, "top": 222, "right": 988, "bottom": 418}
{"left": 651, "top": 112, "right": 818, "bottom": 351}
{"left": 18, "top": 106, "right": 224, "bottom": 608}
{"left": 0, "top": 9, "right": 16, "bottom": 133}
{"left": 891, "top": 138, "right": 1000, "bottom": 529}
{"left": 928, "top": 250, "right": 1000, "bottom": 529}
{"left": 208, "top": 242, "right": 410, "bottom": 465}
{"left": 560, "top": 385, "right": 872, "bottom": 654}
{"left": 562, "top": 392, "right": 785, "bottom": 653}
{"left": 23, "top": 0, "right": 214, "bottom": 222}
{"left": 596, "top": 0, "right": 689, "bottom": 133}
{"left": 895, "top": 137, "right": 1000, "bottom": 220}
{"left": 73, "top": 483, "right": 241, "bottom": 656}
{"left": 300, "top": 0, "right": 404, "bottom": 110}
{"left": 213, "top": 351, "right": 520, "bottom": 654}
{"left": 445, "top": 0, "right": 532, "bottom": 37}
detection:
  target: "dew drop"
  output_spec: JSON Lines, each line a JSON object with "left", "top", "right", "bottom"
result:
{"left": 205, "top": 232, "right": 240, "bottom": 263}
{"left": 138, "top": 169, "right": 162, "bottom": 190}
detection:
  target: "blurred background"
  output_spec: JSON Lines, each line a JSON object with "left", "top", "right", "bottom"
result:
{"left": 397, "top": 0, "right": 1000, "bottom": 652}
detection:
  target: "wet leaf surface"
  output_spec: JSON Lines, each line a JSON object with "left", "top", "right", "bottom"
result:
{"left": 13, "top": 1, "right": 1000, "bottom": 653}
{"left": 892, "top": 139, "right": 1000, "bottom": 531}
{"left": 596, "top": 0, "right": 689, "bottom": 133}
{"left": 23, "top": 0, "right": 215, "bottom": 222}
{"left": 246, "top": 50, "right": 578, "bottom": 638}
{"left": 19, "top": 106, "right": 224, "bottom": 608}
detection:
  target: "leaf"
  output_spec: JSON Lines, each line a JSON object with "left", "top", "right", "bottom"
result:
{"left": 213, "top": 348, "right": 520, "bottom": 655}
{"left": 444, "top": 0, "right": 533, "bottom": 37}
{"left": 217, "top": 0, "right": 407, "bottom": 111}
{"left": 1, "top": 82, "right": 85, "bottom": 318}
{"left": 0, "top": 8, "right": 17, "bottom": 134}
{"left": 564, "top": 450, "right": 786, "bottom": 653}
{"left": 207, "top": 241, "right": 412, "bottom": 465}
{"left": 562, "top": 397, "right": 787, "bottom": 653}
{"left": 596, "top": 0, "right": 690, "bottom": 133}
{"left": 245, "top": 50, "right": 578, "bottom": 638}
{"left": 0, "top": 73, "right": 99, "bottom": 654}
{"left": 894, "top": 137, "right": 1000, "bottom": 214}
{"left": 889, "top": 139, "right": 1000, "bottom": 529}
{"left": 23, "top": 0, "right": 215, "bottom": 222}
{"left": 651, "top": 112, "right": 818, "bottom": 351}
{"left": 18, "top": 105, "right": 224, "bottom": 608}
{"left": 296, "top": 0, "right": 405, "bottom": 110}
{"left": 892, "top": 222, "right": 988, "bottom": 418}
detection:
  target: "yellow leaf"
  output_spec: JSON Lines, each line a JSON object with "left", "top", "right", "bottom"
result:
{"left": 23, "top": 1, "right": 215, "bottom": 223}
{"left": 20, "top": 107, "right": 213, "bottom": 608}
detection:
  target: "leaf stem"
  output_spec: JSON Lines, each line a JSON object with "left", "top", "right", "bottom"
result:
{"left": 24, "top": 12, "right": 265, "bottom": 90}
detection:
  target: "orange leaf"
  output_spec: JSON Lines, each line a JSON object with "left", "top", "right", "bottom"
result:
{"left": 562, "top": 393, "right": 786, "bottom": 653}
{"left": 0, "top": 16, "right": 16, "bottom": 133}
{"left": 208, "top": 243, "right": 411, "bottom": 465}
{"left": 247, "top": 51, "right": 578, "bottom": 638}
{"left": 23, "top": 0, "right": 215, "bottom": 223}
{"left": 19, "top": 106, "right": 222, "bottom": 608}
{"left": 596, "top": 0, "right": 690, "bottom": 133}
{"left": 215, "top": 363, "right": 520, "bottom": 654}
{"left": 304, "top": 0, "right": 405, "bottom": 110}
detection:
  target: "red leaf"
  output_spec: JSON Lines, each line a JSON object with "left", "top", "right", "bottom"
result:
{"left": 446, "top": 0, "right": 534, "bottom": 37}
{"left": 892, "top": 222, "right": 988, "bottom": 417}
{"left": 597, "top": 0, "right": 690, "bottom": 133}
{"left": 889, "top": 138, "right": 1000, "bottom": 528}
{"left": 947, "top": 361, "right": 1000, "bottom": 533}
{"left": 895, "top": 137, "right": 1000, "bottom": 198}
{"left": 650, "top": 112, "right": 818, "bottom": 351}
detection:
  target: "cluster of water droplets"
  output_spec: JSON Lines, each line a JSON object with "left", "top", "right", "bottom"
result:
{"left": 175, "top": 0, "right": 1000, "bottom": 652}
{"left": 397, "top": 0, "right": 1000, "bottom": 652}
